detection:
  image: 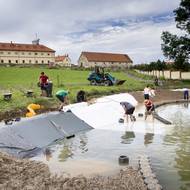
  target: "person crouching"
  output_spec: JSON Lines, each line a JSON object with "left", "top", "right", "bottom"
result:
{"left": 120, "top": 102, "right": 136, "bottom": 122}
{"left": 55, "top": 90, "right": 69, "bottom": 111}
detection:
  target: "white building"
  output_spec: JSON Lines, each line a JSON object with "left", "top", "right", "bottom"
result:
{"left": 78, "top": 51, "right": 133, "bottom": 68}
{"left": 0, "top": 41, "right": 55, "bottom": 65}
{"left": 55, "top": 54, "right": 72, "bottom": 67}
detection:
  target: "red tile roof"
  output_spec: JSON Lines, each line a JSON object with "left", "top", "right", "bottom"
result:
{"left": 0, "top": 42, "right": 55, "bottom": 52}
{"left": 165, "top": 61, "right": 174, "bottom": 65}
{"left": 81, "top": 51, "right": 132, "bottom": 63}
{"left": 55, "top": 55, "right": 67, "bottom": 62}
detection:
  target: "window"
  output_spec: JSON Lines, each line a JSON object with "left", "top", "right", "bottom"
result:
{"left": 1, "top": 60, "right": 4, "bottom": 63}
{"left": 35, "top": 53, "right": 38, "bottom": 55}
{"left": 28, "top": 52, "right": 31, "bottom": 55}
{"left": 42, "top": 60, "right": 44, "bottom": 63}
{"left": 22, "top": 60, "right": 25, "bottom": 63}
{"left": 0, "top": 52, "right": 3, "bottom": 54}
{"left": 47, "top": 53, "right": 50, "bottom": 56}
{"left": 15, "top": 52, "right": 18, "bottom": 55}
{"left": 48, "top": 60, "right": 50, "bottom": 63}
{"left": 41, "top": 53, "right": 44, "bottom": 55}
{"left": 29, "top": 60, "right": 31, "bottom": 63}
{"left": 8, "top": 52, "right": 11, "bottom": 55}
{"left": 9, "top": 60, "right": 11, "bottom": 63}
{"left": 35, "top": 60, "right": 38, "bottom": 64}
{"left": 22, "top": 52, "right": 25, "bottom": 55}
{"left": 16, "top": 60, "right": 18, "bottom": 63}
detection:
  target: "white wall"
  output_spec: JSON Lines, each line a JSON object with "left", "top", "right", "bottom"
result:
{"left": 138, "top": 70, "right": 190, "bottom": 80}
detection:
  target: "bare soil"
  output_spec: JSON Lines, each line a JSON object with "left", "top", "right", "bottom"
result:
{"left": 0, "top": 152, "right": 146, "bottom": 190}
{"left": 0, "top": 107, "right": 58, "bottom": 123}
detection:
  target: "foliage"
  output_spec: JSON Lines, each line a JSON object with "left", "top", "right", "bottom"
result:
{"left": 174, "top": 0, "right": 190, "bottom": 33}
{"left": 132, "top": 60, "right": 167, "bottom": 71}
{"left": 161, "top": 0, "right": 190, "bottom": 71}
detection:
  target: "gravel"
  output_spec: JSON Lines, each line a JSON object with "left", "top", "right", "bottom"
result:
{"left": 0, "top": 152, "right": 147, "bottom": 190}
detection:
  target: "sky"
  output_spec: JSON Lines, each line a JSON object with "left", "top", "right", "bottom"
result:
{"left": 0, "top": 0, "right": 182, "bottom": 64}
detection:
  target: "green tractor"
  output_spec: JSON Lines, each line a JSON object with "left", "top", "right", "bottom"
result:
{"left": 87, "top": 66, "right": 126, "bottom": 86}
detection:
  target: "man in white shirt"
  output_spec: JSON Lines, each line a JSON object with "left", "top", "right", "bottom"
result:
{"left": 144, "top": 85, "right": 150, "bottom": 99}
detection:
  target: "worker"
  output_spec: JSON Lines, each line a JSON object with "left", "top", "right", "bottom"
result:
{"left": 76, "top": 90, "right": 86, "bottom": 102}
{"left": 39, "top": 72, "right": 49, "bottom": 96}
{"left": 143, "top": 85, "right": 151, "bottom": 100}
{"left": 26, "top": 103, "right": 42, "bottom": 117}
{"left": 183, "top": 88, "right": 189, "bottom": 100}
{"left": 154, "top": 76, "right": 159, "bottom": 86}
{"left": 144, "top": 99, "right": 155, "bottom": 120}
{"left": 120, "top": 102, "right": 136, "bottom": 122}
{"left": 55, "top": 90, "right": 69, "bottom": 111}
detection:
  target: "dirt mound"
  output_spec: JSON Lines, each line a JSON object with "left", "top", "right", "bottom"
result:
{"left": 0, "top": 152, "right": 146, "bottom": 190}
{"left": 0, "top": 107, "right": 57, "bottom": 122}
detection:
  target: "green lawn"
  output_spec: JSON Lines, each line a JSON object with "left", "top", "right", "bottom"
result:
{"left": 0, "top": 67, "right": 146, "bottom": 112}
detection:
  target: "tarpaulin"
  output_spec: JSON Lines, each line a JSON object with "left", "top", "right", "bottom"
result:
{"left": 0, "top": 112, "right": 92, "bottom": 157}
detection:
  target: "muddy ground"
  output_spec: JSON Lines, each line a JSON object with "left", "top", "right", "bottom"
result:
{"left": 0, "top": 107, "right": 58, "bottom": 123}
{"left": 0, "top": 152, "right": 146, "bottom": 190}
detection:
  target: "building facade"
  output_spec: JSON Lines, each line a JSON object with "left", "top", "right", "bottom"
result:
{"left": 55, "top": 54, "right": 72, "bottom": 67}
{"left": 78, "top": 51, "right": 133, "bottom": 68}
{"left": 0, "top": 42, "right": 55, "bottom": 65}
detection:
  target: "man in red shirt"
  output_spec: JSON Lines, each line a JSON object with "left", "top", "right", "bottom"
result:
{"left": 144, "top": 99, "right": 155, "bottom": 120}
{"left": 39, "top": 72, "right": 49, "bottom": 96}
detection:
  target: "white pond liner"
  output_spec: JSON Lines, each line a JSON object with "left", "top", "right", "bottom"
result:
{"left": 63, "top": 93, "right": 168, "bottom": 134}
{"left": 0, "top": 93, "right": 169, "bottom": 157}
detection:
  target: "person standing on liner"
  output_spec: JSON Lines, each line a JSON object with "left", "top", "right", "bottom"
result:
{"left": 120, "top": 102, "right": 136, "bottom": 122}
{"left": 183, "top": 88, "right": 189, "bottom": 100}
{"left": 144, "top": 99, "right": 155, "bottom": 120}
{"left": 55, "top": 90, "right": 69, "bottom": 111}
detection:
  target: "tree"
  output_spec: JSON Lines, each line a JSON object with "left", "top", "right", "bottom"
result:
{"left": 174, "top": 0, "right": 190, "bottom": 33}
{"left": 161, "top": 0, "right": 190, "bottom": 71}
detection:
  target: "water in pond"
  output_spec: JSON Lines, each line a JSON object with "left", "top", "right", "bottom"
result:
{"left": 33, "top": 103, "right": 190, "bottom": 190}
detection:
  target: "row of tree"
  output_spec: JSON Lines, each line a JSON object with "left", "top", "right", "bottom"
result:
{"left": 132, "top": 60, "right": 171, "bottom": 71}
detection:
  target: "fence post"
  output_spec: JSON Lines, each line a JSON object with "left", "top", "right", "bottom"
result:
{"left": 179, "top": 71, "right": 182, "bottom": 79}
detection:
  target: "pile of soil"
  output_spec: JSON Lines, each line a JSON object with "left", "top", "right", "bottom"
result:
{"left": 0, "top": 152, "right": 146, "bottom": 190}
{"left": 0, "top": 107, "right": 57, "bottom": 123}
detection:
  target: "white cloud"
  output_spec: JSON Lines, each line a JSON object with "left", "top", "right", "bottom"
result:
{"left": 0, "top": 0, "right": 182, "bottom": 64}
